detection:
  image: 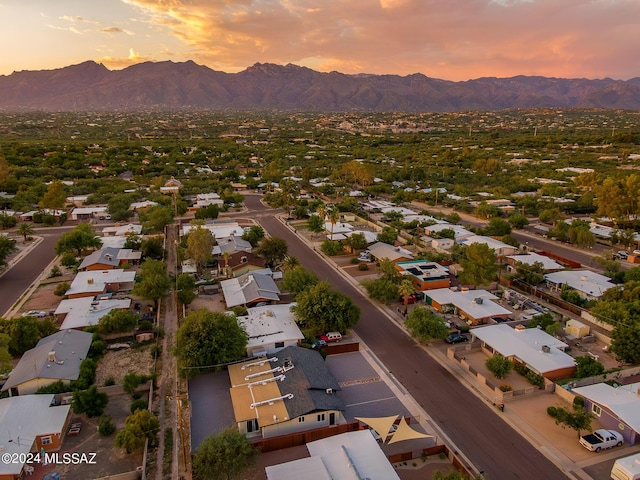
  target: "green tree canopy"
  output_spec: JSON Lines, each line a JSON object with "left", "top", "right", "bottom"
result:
{"left": 293, "top": 281, "right": 360, "bottom": 334}
{"left": 485, "top": 354, "right": 513, "bottom": 379}
{"left": 404, "top": 307, "right": 450, "bottom": 343}
{"left": 362, "top": 278, "right": 398, "bottom": 304}
{"left": 0, "top": 235, "right": 17, "bottom": 267}
{"left": 574, "top": 356, "right": 605, "bottom": 378}
{"left": 376, "top": 226, "right": 398, "bottom": 245}
{"left": 281, "top": 266, "right": 319, "bottom": 299}
{"left": 97, "top": 309, "right": 138, "bottom": 334}
{"left": 115, "top": 408, "right": 160, "bottom": 453}
{"left": 241, "top": 225, "right": 265, "bottom": 247}
{"left": 192, "top": 427, "right": 258, "bottom": 480}
{"left": 0, "top": 316, "right": 41, "bottom": 356}
{"left": 140, "top": 205, "right": 174, "bottom": 233}
{"left": 175, "top": 309, "right": 248, "bottom": 379}
{"left": 55, "top": 223, "right": 102, "bottom": 256}
{"left": 186, "top": 224, "right": 215, "bottom": 272}
{"left": 132, "top": 259, "right": 171, "bottom": 305}
{"left": 40, "top": 180, "right": 67, "bottom": 210}
{"left": 307, "top": 214, "right": 324, "bottom": 233}
{"left": 72, "top": 385, "right": 108, "bottom": 418}
{"left": 459, "top": 243, "right": 498, "bottom": 288}
{"left": 256, "top": 236, "right": 288, "bottom": 267}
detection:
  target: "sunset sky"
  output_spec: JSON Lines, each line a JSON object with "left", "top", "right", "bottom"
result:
{"left": 0, "top": 0, "right": 638, "bottom": 81}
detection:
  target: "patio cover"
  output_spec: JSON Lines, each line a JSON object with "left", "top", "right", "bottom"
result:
{"left": 356, "top": 415, "right": 398, "bottom": 442}
{"left": 387, "top": 416, "right": 432, "bottom": 444}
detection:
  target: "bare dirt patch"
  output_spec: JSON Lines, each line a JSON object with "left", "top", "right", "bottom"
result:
{"left": 96, "top": 346, "right": 155, "bottom": 386}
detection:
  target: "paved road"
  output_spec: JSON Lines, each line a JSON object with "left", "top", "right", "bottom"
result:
{"left": 0, "top": 229, "right": 64, "bottom": 316}
{"left": 244, "top": 195, "right": 570, "bottom": 480}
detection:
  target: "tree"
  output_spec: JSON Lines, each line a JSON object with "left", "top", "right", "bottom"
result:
{"left": 459, "top": 243, "right": 498, "bottom": 288}
{"left": 476, "top": 201, "right": 499, "bottom": 219}
{"left": 55, "top": 223, "right": 102, "bottom": 256}
{"left": 281, "top": 266, "right": 319, "bottom": 298}
{"left": 115, "top": 408, "right": 160, "bottom": 453}
{"left": 508, "top": 213, "right": 530, "bottom": 229}
{"left": 485, "top": 354, "right": 513, "bottom": 379}
{"left": 175, "top": 309, "right": 248, "bottom": 379}
{"left": 550, "top": 405, "right": 593, "bottom": 438}
{"left": 293, "top": 281, "right": 360, "bottom": 334}
{"left": 186, "top": 225, "right": 215, "bottom": 272}
{"left": 281, "top": 255, "right": 300, "bottom": 272}
{"left": 377, "top": 257, "right": 400, "bottom": 284}
{"left": 362, "top": 278, "right": 398, "bottom": 304}
{"left": 123, "top": 372, "right": 151, "bottom": 397}
{"left": 484, "top": 218, "right": 511, "bottom": 236}
{"left": 0, "top": 235, "right": 16, "bottom": 267}
{"left": 307, "top": 214, "right": 324, "bottom": 233}
{"left": 17, "top": 222, "right": 35, "bottom": 243}
{"left": 344, "top": 232, "right": 368, "bottom": 252}
{"left": 241, "top": 225, "right": 265, "bottom": 247}
{"left": 0, "top": 316, "right": 40, "bottom": 356}
{"left": 256, "top": 236, "right": 288, "bottom": 267}
{"left": 0, "top": 334, "right": 13, "bottom": 375}
{"left": 40, "top": 180, "right": 67, "bottom": 209}
{"left": 192, "top": 427, "right": 258, "bottom": 480}
{"left": 514, "top": 261, "right": 545, "bottom": 286}
{"left": 132, "top": 259, "right": 171, "bottom": 306}
{"left": 97, "top": 309, "right": 138, "bottom": 334}
{"left": 574, "top": 356, "right": 605, "bottom": 378}
{"left": 377, "top": 226, "right": 398, "bottom": 245}
{"left": 72, "top": 385, "right": 108, "bottom": 418}
{"left": 610, "top": 322, "right": 640, "bottom": 364}
{"left": 320, "top": 239, "right": 344, "bottom": 256}
{"left": 398, "top": 278, "right": 415, "bottom": 315}
{"left": 405, "top": 307, "right": 449, "bottom": 343}
{"left": 140, "top": 236, "right": 164, "bottom": 260}
{"left": 177, "top": 273, "right": 197, "bottom": 306}
{"left": 140, "top": 205, "right": 173, "bottom": 233}
{"left": 194, "top": 203, "right": 219, "bottom": 220}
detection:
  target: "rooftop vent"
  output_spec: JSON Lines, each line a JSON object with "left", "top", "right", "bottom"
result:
{"left": 48, "top": 351, "right": 56, "bottom": 362}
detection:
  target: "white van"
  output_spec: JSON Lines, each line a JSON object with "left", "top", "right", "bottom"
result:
{"left": 611, "top": 452, "right": 640, "bottom": 480}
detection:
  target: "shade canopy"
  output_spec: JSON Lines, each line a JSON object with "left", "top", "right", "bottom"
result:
{"left": 387, "top": 416, "right": 433, "bottom": 444}
{"left": 356, "top": 415, "right": 398, "bottom": 442}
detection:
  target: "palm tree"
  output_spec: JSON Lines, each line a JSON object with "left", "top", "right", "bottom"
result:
{"left": 17, "top": 222, "right": 35, "bottom": 243}
{"left": 282, "top": 255, "right": 300, "bottom": 272}
{"left": 398, "top": 278, "right": 415, "bottom": 316}
{"left": 223, "top": 251, "right": 231, "bottom": 278}
{"left": 328, "top": 207, "right": 340, "bottom": 241}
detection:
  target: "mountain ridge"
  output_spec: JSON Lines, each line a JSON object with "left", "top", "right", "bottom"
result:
{"left": 1, "top": 60, "right": 639, "bottom": 112}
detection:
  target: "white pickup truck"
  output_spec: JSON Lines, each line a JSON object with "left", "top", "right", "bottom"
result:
{"left": 579, "top": 429, "right": 623, "bottom": 452}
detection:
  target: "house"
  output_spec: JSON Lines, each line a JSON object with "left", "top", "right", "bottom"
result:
{"left": 129, "top": 200, "right": 158, "bottom": 212}
{"left": 0, "top": 394, "right": 71, "bottom": 479}
{"left": 214, "top": 235, "right": 252, "bottom": 255}
{"left": 160, "top": 176, "right": 183, "bottom": 194}
{"left": 265, "top": 430, "right": 400, "bottom": 480}
{"left": 457, "top": 235, "right": 518, "bottom": 256}
{"left": 425, "top": 288, "right": 511, "bottom": 325}
{"left": 69, "top": 206, "right": 107, "bottom": 221}
{"left": 229, "top": 346, "right": 344, "bottom": 439}
{"left": 78, "top": 247, "right": 120, "bottom": 270}
{"left": 572, "top": 382, "right": 640, "bottom": 445}
{"left": 20, "top": 209, "right": 65, "bottom": 222}
{"left": 65, "top": 269, "right": 136, "bottom": 299}
{"left": 102, "top": 223, "right": 142, "bottom": 237}
{"left": 237, "top": 304, "right": 304, "bottom": 357}
{"left": 395, "top": 260, "right": 451, "bottom": 291}
{"left": 194, "top": 192, "right": 224, "bottom": 208}
{"left": 471, "top": 324, "right": 575, "bottom": 381}
{"left": 54, "top": 296, "right": 131, "bottom": 330}
{"left": 220, "top": 272, "right": 281, "bottom": 308}
{"left": 1, "top": 330, "right": 93, "bottom": 396}
{"left": 544, "top": 270, "right": 616, "bottom": 300}
{"left": 423, "top": 223, "right": 473, "bottom": 240}
{"left": 367, "top": 242, "right": 414, "bottom": 263}
{"left": 180, "top": 220, "right": 245, "bottom": 239}
{"left": 505, "top": 252, "right": 563, "bottom": 272}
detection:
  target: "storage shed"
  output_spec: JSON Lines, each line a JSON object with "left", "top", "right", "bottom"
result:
{"left": 565, "top": 319, "right": 590, "bottom": 339}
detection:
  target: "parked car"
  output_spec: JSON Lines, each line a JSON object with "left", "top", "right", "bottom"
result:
{"left": 320, "top": 332, "right": 342, "bottom": 343}
{"left": 445, "top": 332, "right": 469, "bottom": 344}
{"left": 22, "top": 310, "right": 47, "bottom": 318}
{"left": 579, "top": 429, "right": 623, "bottom": 452}
{"left": 617, "top": 251, "right": 629, "bottom": 260}
{"left": 311, "top": 339, "right": 327, "bottom": 349}
{"left": 399, "top": 294, "right": 417, "bottom": 304}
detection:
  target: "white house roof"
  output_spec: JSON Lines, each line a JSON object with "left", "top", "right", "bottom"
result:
{"left": 458, "top": 235, "right": 517, "bottom": 255}
{"left": 544, "top": 270, "right": 615, "bottom": 298}
{"left": 471, "top": 324, "right": 574, "bottom": 375}
{"left": 424, "top": 223, "right": 473, "bottom": 238}
{"left": 426, "top": 288, "right": 511, "bottom": 320}
{"left": 346, "top": 230, "right": 378, "bottom": 244}
{"left": 70, "top": 206, "right": 107, "bottom": 215}
{"left": 66, "top": 269, "right": 136, "bottom": 296}
{"left": 266, "top": 456, "right": 331, "bottom": 480}
{"left": 396, "top": 260, "right": 450, "bottom": 281}
{"left": 0, "top": 395, "right": 71, "bottom": 476}
{"left": 572, "top": 382, "right": 640, "bottom": 433}
{"left": 181, "top": 221, "right": 245, "bottom": 239}
{"left": 323, "top": 222, "right": 354, "bottom": 234}
{"left": 98, "top": 236, "right": 127, "bottom": 249}
{"left": 55, "top": 297, "right": 132, "bottom": 330}
{"left": 129, "top": 200, "right": 158, "bottom": 210}
{"left": 506, "top": 252, "right": 563, "bottom": 271}
{"left": 102, "top": 223, "right": 142, "bottom": 236}
{"left": 368, "top": 242, "right": 414, "bottom": 262}
{"left": 237, "top": 304, "right": 304, "bottom": 350}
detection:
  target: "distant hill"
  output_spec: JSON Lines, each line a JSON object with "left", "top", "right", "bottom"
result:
{"left": 1, "top": 60, "right": 639, "bottom": 112}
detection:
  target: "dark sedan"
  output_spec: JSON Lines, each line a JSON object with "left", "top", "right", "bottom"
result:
{"left": 445, "top": 332, "right": 469, "bottom": 344}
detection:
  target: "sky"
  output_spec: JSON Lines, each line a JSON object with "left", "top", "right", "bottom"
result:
{"left": 0, "top": 0, "right": 638, "bottom": 81}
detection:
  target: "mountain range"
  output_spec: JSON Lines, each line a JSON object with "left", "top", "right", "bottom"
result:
{"left": 1, "top": 60, "right": 639, "bottom": 112}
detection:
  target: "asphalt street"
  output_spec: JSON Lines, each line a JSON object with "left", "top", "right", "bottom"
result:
{"left": 244, "top": 195, "right": 570, "bottom": 480}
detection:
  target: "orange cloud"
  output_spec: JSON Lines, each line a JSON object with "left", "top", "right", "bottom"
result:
{"left": 119, "top": 0, "right": 640, "bottom": 80}
{"left": 97, "top": 48, "right": 149, "bottom": 69}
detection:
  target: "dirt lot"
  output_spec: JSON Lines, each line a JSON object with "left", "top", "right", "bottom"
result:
{"left": 96, "top": 346, "right": 155, "bottom": 386}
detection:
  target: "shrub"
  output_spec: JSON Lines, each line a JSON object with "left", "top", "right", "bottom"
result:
{"left": 54, "top": 282, "right": 70, "bottom": 297}
{"left": 513, "top": 362, "right": 529, "bottom": 376}
{"left": 526, "top": 371, "right": 545, "bottom": 388}
{"left": 573, "top": 396, "right": 585, "bottom": 409}
{"left": 547, "top": 406, "right": 558, "bottom": 418}
{"left": 138, "top": 320, "right": 154, "bottom": 331}
{"left": 350, "top": 258, "right": 360, "bottom": 264}
{"left": 357, "top": 262, "right": 369, "bottom": 271}
{"left": 89, "top": 340, "right": 106, "bottom": 358}
{"left": 499, "top": 384, "right": 513, "bottom": 392}
{"left": 131, "top": 398, "right": 148, "bottom": 414}
{"left": 98, "top": 415, "right": 116, "bottom": 436}
{"left": 49, "top": 265, "right": 62, "bottom": 278}
{"left": 61, "top": 253, "right": 78, "bottom": 268}
{"left": 104, "top": 376, "right": 116, "bottom": 387}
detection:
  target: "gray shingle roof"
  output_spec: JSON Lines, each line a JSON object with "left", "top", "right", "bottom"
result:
{"left": 273, "top": 346, "right": 344, "bottom": 418}
{"left": 78, "top": 247, "right": 120, "bottom": 270}
{"left": 1, "top": 330, "right": 93, "bottom": 391}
